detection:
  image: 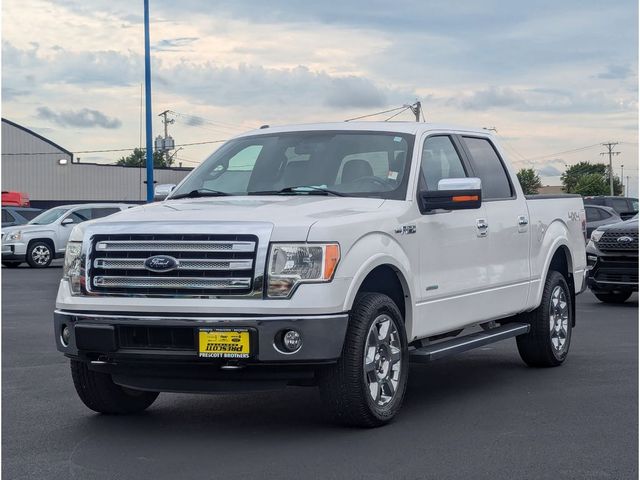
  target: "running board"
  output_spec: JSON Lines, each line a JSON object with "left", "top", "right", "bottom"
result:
{"left": 409, "top": 322, "right": 530, "bottom": 363}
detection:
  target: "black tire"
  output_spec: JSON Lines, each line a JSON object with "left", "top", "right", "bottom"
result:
{"left": 70, "top": 360, "right": 159, "bottom": 414}
{"left": 26, "top": 241, "right": 53, "bottom": 268}
{"left": 318, "top": 293, "right": 409, "bottom": 427}
{"left": 517, "top": 271, "right": 572, "bottom": 367}
{"left": 594, "top": 292, "right": 632, "bottom": 304}
{"left": 2, "top": 262, "right": 21, "bottom": 268}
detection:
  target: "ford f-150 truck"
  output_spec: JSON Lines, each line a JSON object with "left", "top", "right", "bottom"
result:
{"left": 55, "top": 122, "right": 587, "bottom": 427}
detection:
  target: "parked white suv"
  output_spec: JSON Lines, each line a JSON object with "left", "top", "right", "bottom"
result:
{"left": 2, "top": 203, "right": 133, "bottom": 268}
{"left": 54, "top": 123, "right": 587, "bottom": 426}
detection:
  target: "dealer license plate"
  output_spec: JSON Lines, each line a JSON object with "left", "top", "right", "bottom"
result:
{"left": 198, "top": 328, "right": 251, "bottom": 359}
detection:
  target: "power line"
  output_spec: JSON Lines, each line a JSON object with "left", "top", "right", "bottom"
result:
{"left": 523, "top": 143, "right": 602, "bottom": 162}
{"left": 344, "top": 106, "right": 407, "bottom": 122}
{"left": 384, "top": 106, "right": 411, "bottom": 121}
{"left": 1, "top": 139, "right": 228, "bottom": 156}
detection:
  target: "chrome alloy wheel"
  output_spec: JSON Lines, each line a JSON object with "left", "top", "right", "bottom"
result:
{"left": 364, "top": 314, "right": 402, "bottom": 407}
{"left": 31, "top": 245, "right": 51, "bottom": 266}
{"left": 549, "top": 285, "right": 569, "bottom": 352}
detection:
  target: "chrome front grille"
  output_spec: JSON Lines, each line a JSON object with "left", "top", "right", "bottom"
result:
{"left": 87, "top": 233, "right": 258, "bottom": 296}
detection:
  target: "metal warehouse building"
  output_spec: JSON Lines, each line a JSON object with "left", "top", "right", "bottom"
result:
{"left": 1, "top": 118, "right": 192, "bottom": 208}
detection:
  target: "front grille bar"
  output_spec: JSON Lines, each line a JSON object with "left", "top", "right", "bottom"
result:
{"left": 95, "top": 240, "right": 255, "bottom": 252}
{"left": 93, "top": 276, "right": 252, "bottom": 290}
{"left": 94, "top": 258, "right": 253, "bottom": 271}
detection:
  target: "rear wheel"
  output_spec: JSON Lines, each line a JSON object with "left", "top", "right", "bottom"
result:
{"left": 70, "top": 360, "right": 159, "bottom": 414}
{"left": 517, "top": 271, "right": 572, "bottom": 367}
{"left": 318, "top": 293, "right": 408, "bottom": 427}
{"left": 2, "top": 262, "right": 21, "bottom": 268}
{"left": 594, "top": 292, "right": 632, "bottom": 304}
{"left": 26, "top": 241, "right": 53, "bottom": 268}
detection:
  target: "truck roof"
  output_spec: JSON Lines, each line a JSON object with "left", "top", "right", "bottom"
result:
{"left": 239, "top": 121, "right": 492, "bottom": 138}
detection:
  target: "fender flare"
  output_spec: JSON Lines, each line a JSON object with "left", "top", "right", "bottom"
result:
{"left": 341, "top": 235, "right": 415, "bottom": 336}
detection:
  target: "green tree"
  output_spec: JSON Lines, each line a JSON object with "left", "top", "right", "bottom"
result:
{"left": 516, "top": 168, "right": 543, "bottom": 195}
{"left": 561, "top": 162, "right": 623, "bottom": 195}
{"left": 573, "top": 173, "right": 610, "bottom": 196}
{"left": 116, "top": 148, "right": 172, "bottom": 168}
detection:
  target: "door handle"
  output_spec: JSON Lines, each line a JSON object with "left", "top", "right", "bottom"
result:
{"left": 518, "top": 215, "right": 528, "bottom": 226}
{"left": 476, "top": 219, "right": 488, "bottom": 237}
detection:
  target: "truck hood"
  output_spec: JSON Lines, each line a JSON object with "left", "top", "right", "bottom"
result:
{"left": 1, "top": 223, "right": 53, "bottom": 236}
{"left": 94, "top": 196, "right": 386, "bottom": 241}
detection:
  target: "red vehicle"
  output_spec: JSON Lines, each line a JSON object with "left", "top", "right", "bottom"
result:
{"left": 1, "top": 191, "right": 30, "bottom": 207}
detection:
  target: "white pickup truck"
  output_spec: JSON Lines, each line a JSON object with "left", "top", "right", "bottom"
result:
{"left": 55, "top": 122, "right": 587, "bottom": 427}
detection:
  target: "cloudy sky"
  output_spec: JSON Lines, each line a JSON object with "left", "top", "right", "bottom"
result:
{"left": 2, "top": 0, "right": 638, "bottom": 193}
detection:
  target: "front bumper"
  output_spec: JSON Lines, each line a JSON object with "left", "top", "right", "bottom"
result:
{"left": 1, "top": 242, "right": 27, "bottom": 261}
{"left": 54, "top": 310, "right": 349, "bottom": 363}
{"left": 586, "top": 242, "right": 638, "bottom": 293}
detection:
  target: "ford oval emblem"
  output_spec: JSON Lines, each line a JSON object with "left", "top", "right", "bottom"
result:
{"left": 144, "top": 255, "right": 179, "bottom": 272}
{"left": 617, "top": 236, "right": 633, "bottom": 243}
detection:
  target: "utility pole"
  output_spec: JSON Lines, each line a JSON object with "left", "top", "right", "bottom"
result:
{"left": 408, "top": 101, "right": 422, "bottom": 122}
{"left": 143, "top": 0, "right": 154, "bottom": 202}
{"left": 600, "top": 142, "right": 620, "bottom": 196}
{"left": 158, "top": 110, "right": 175, "bottom": 164}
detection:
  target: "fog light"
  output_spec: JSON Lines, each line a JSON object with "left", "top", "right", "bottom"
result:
{"left": 283, "top": 330, "right": 302, "bottom": 352}
{"left": 61, "top": 325, "right": 70, "bottom": 347}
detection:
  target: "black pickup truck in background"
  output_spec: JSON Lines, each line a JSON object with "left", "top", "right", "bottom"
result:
{"left": 583, "top": 196, "right": 639, "bottom": 221}
{"left": 586, "top": 215, "right": 638, "bottom": 303}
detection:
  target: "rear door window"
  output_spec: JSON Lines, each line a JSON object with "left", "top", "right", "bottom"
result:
{"left": 585, "top": 207, "right": 599, "bottom": 222}
{"left": 461, "top": 137, "right": 513, "bottom": 200}
{"left": 611, "top": 198, "right": 630, "bottom": 213}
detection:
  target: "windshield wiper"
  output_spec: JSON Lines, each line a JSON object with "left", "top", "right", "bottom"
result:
{"left": 248, "top": 186, "right": 346, "bottom": 197}
{"left": 170, "top": 188, "right": 232, "bottom": 199}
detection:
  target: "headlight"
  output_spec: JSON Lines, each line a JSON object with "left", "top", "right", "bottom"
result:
{"left": 267, "top": 243, "right": 340, "bottom": 298}
{"left": 591, "top": 229, "right": 605, "bottom": 242}
{"left": 5, "top": 230, "right": 22, "bottom": 242}
{"left": 63, "top": 241, "right": 83, "bottom": 294}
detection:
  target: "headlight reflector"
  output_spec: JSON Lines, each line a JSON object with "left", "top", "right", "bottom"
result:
{"left": 63, "top": 241, "right": 83, "bottom": 294}
{"left": 591, "top": 229, "right": 605, "bottom": 242}
{"left": 267, "top": 243, "right": 340, "bottom": 298}
{"left": 5, "top": 230, "right": 22, "bottom": 242}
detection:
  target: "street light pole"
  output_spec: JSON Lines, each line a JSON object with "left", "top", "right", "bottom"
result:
{"left": 143, "top": 0, "right": 154, "bottom": 202}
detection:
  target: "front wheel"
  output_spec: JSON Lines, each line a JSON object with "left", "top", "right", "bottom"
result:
{"left": 594, "top": 291, "right": 632, "bottom": 304}
{"left": 26, "top": 241, "right": 53, "bottom": 268}
{"left": 517, "top": 271, "right": 572, "bottom": 367}
{"left": 70, "top": 360, "right": 159, "bottom": 414}
{"left": 318, "top": 293, "right": 408, "bottom": 427}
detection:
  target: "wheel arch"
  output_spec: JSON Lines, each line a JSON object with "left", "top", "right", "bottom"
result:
{"left": 344, "top": 260, "right": 414, "bottom": 338}
{"left": 539, "top": 243, "right": 576, "bottom": 326}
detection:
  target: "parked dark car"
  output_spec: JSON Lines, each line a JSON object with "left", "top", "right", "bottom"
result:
{"left": 583, "top": 196, "right": 638, "bottom": 220}
{"left": 584, "top": 205, "right": 621, "bottom": 238}
{"left": 586, "top": 216, "right": 638, "bottom": 303}
{"left": 1, "top": 207, "right": 42, "bottom": 227}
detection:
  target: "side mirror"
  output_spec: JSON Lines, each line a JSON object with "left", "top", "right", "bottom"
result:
{"left": 154, "top": 184, "right": 176, "bottom": 201}
{"left": 420, "top": 177, "right": 482, "bottom": 213}
{"left": 61, "top": 217, "right": 75, "bottom": 226}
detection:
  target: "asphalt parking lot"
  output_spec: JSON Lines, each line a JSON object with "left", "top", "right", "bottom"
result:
{"left": 2, "top": 264, "right": 637, "bottom": 480}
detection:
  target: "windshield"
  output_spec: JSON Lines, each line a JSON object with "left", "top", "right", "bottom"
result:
{"left": 170, "top": 131, "right": 415, "bottom": 200}
{"left": 28, "top": 207, "right": 69, "bottom": 225}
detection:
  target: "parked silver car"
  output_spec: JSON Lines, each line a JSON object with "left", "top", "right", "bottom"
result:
{"left": 584, "top": 205, "right": 621, "bottom": 239}
{"left": 2, "top": 203, "right": 134, "bottom": 268}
